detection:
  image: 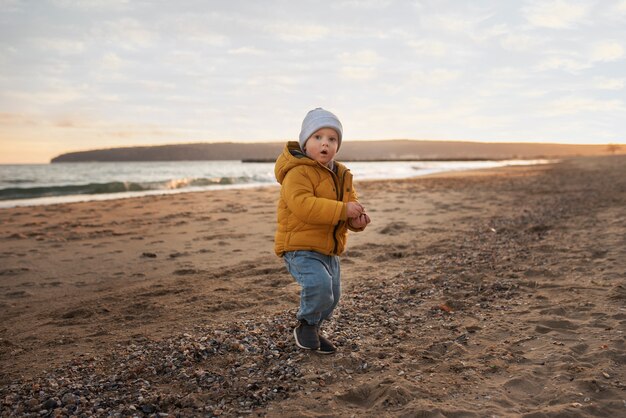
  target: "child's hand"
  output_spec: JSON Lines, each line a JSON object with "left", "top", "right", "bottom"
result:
{"left": 348, "top": 213, "right": 371, "bottom": 229}
{"left": 346, "top": 202, "right": 364, "bottom": 218}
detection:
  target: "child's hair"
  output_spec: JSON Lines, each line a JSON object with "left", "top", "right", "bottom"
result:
{"left": 299, "top": 108, "right": 343, "bottom": 151}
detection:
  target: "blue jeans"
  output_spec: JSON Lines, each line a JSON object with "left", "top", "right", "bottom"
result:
{"left": 283, "top": 250, "right": 341, "bottom": 326}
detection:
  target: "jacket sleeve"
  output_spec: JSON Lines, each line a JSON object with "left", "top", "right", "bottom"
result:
{"left": 282, "top": 168, "right": 345, "bottom": 225}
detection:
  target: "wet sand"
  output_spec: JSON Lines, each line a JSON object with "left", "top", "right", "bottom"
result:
{"left": 1, "top": 155, "right": 625, "bottom": 417}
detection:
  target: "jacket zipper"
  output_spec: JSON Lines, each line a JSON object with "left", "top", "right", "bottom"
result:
{"left": 331, "top": 169, "right": 349, "bottom": 254}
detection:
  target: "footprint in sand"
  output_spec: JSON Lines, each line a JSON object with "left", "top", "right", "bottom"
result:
{"left": 378, "top": 221, "right": 409, "bottom": 235}
{"left": 502, "top": 376, "right": 546, "bottom": 404}
{"left": 533, "top": 318, "right": 579, "bottom": 334}
{"left": 336, "top": 379, "right": 415, "bottom": 409}
{"left": 4, "top": 290, "right": 31, "bottom": 298}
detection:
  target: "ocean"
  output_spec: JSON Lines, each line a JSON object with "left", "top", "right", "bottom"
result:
{"left": 0, "top": 159, "right": 550, "bottom": 208}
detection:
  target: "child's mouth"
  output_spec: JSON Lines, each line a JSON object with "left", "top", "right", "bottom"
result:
{"left": 321, "top": 150, "right": 328, "bottom": 155}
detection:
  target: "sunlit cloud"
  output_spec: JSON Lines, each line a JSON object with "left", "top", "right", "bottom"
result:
{"left": 427, "top": 12, "right": 493, "bottom": 34}
{"left": 265, "top": 22, "right": 330, "bottom": 42}
{"left": 228, "top": 47, "right": 265, "bottom": 55}
{"left": 5, "top": 88, "right": 86, "bottom": 106}
{"left": 136, "top": 80, "right": 177, "bottom": 92}
{"left": 100, "top": 52, "right": 125, "bottom": 71}
{"left": 590, "top": 40, "right": 624, "bottom": 62}
{"left": 544, "top": 97, "right": 625, "bottom": 116}
{"left": 409, "top": 69, "right": 461, "bottom": 86}
{"left": 340, "top": 50, "right": 381, "bottom": 66}
{"left": 406, "top": 39, "right": 450, "bottom": 57}
{"left": 536, "top": 40, "right": 625, "bottom": 73}
{"left": 173, "top": 24, "right": 229, "bottom": 47}
{"left": 340, "top": 66, "right": 377, "bottom": 81}
{"left": 408, "top": 97, "right": 436, "bottom": 109}
{"left": 593, "top": 76, "right": 625, "bottom": 90}
{"left": 93, "top": 18, "right": 157, "bottom": 49}
{"left": 499, "top": 33, "right": 543, "bottom": 52}
{"left": 523, "top": 0, "right": 590, "bottom": 29}
{"left": 339, "top": 50, "right": 381, "bottom": 80}
{"left": 535, "top": 56, "right": 590, "bottom": 73}
{"left": 0, "top": 112, "right": 37, "bottom": 126}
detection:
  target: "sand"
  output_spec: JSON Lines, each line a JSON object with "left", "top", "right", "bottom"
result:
{"left": 1, "top": 155, "right": 625, "bottom": 417}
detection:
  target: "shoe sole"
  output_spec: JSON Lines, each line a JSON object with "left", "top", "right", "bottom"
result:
{"left": 293, "top": 327, "right": 319, "bottom": 351}
{"left": 317, "top": 335, "right": 336, "bottom": 354}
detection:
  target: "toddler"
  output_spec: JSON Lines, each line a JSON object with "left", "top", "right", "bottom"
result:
{"left": 274, "top": 108, "right": 371, "bottom": 353}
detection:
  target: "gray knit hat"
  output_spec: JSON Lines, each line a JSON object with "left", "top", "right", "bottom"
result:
{"left": 298, "top": 108, "right": 343, "bottom": 151}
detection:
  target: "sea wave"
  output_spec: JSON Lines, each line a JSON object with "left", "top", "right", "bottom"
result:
{"left": 0, "top": 176, "right": 266, "bottom": 201}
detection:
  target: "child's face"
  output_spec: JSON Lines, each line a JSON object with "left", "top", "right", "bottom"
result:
{"left": 304, "top": 127, "right": 339, "bottom": 166}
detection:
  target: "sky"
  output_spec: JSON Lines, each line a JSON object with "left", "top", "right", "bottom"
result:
{"left": 1, "top": 0, "right": 625, "bottom": 163}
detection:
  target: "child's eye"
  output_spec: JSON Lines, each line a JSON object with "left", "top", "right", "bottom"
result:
{"left": 315, "top": 135, "right": 321, "bottom": 140}
{"left": 329, "top": 137, "right": 337, "bottom": 142}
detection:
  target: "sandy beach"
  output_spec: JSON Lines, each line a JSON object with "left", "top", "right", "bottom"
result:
{"left": 1, "top": 155, "right": 625, "bottom": 417}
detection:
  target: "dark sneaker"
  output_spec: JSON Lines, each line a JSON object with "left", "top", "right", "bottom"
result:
{"left": 294, "top": 320, "right": 320, "bottom": 350}
{"left": 317, "top": 334, "right": 337, "bottom": 354}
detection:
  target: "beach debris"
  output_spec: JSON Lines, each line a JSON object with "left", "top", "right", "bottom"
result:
{"left": 437, "top": 303, "right": 454, "bottom": 313}
{"left": 602, "top": 372, "right": 611, "bottom": 379}
{"left": 141, "top": 252, "right": 157, "bottom": 258}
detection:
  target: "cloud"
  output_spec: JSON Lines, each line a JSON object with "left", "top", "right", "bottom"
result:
{"left": 434, "top": 14, "right": 476, "bottom": 33}
{"left": 535, "top": 39, "right": 624, "bottom": 74}
{"left": 228, "top": 47, "right": 265, "bottom": 55}
{"left": 407, "top": 39, "right": 450, "bottom": 57}
{"left": 523, "top": 0, "right": 590, "bottom": 29}
{"left": 333, "top": 0, "right": 392, "bottom": 9}
{"left": 0, "top": 0, "right": 22, "bottom": 12}
{"left": 499, "top": 32, "right": 542, "bottom": 52}
{"left": 136, "top": 80, "right": 177, "bottom": 92}
{"left": 93, "top": 18, "right": 157, "bottom": 49}
{"left": 340, "top": 66, "right": 377, "bottom": 81}
{"left": 243, "top": 75, "right": 300, "bottom": 91}
{"left": 340, "top": 50, "right": 380, "bottom": 66}
{"left": 100, "top": 52, "right": 125, "bottom": 71}
{"left": 6, "top": 89, "right": 85, "bottom": 106}
{"left": 32, "top": 38, "right": 86, "bottom": 55}
{"left": 409, "top": 68, "right": 461, "bottom": 86}
{"left": 535, "top": 56, "right": 590, "bottom": 73}
{"left": 171, "top": 21, "right": 229, "bottom": 47}
{"left": 339, "top": 50, "right": 381, "bottom": 80}
{"left": 593, "top": 77, "right": 625, "bottom": 90}
{"left": 0, "top": 112, "right": 37, "bottom": 126}
{"left": 544, "top": 97, "right": 625, "bottom": 116}
{"left": 265, "top": 22, "right": 330, "bottom": 42}
{"left": 51, "top": 0, "right": 130, "bottom": 11}
{"left": 590, "top": 40, "right": 624, "bottom": 62}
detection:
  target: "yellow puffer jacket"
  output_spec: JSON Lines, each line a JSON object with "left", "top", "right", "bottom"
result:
{"left": 274, "top": 142, "right": 362, "bottom": 257}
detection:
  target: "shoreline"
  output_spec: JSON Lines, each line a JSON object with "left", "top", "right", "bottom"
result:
{"left": 1, "top": 155, "right": 625, "bottom": 417}
{"left": 0, "top": 159, "right": 552, "bottom": 209}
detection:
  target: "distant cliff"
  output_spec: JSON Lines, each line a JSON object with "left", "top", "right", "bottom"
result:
{"left": 50, "top": 140, "right": 614, "bottom": 163}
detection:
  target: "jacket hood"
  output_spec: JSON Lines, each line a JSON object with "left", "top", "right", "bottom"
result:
{"left": 274, "top": 141, "right": 320, "bottom": 184}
